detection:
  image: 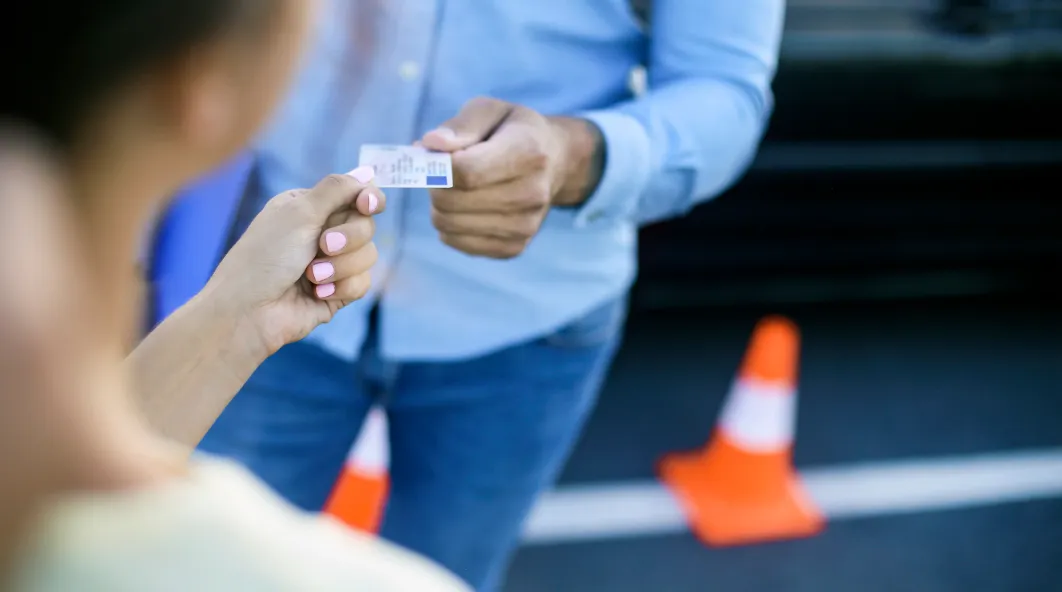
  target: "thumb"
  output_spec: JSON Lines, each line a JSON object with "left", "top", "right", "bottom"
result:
{"left": 422, "top": 97, "right": 514, "bottom": 152}
{"left": 303, "top": 166, "right": 379, "bottom": 221}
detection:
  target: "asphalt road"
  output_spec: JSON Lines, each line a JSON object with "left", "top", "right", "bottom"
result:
{"left": 505, "top": 295, "right": 1062, "bottom": 592}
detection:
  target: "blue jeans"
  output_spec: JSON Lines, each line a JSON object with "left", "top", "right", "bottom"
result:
{"left": 199, "top": 297, "right": 626, "bottom": 591}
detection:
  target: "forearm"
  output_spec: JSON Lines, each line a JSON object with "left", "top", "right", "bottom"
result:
{"left": 618, "top": 77, "right": 772, "bottom": 225}
{"left": 569, "top": 77, "right": 772, "bottom": 228}
{"left": 126, "top": 284, "right": 269, "bottom": 448}
{"left": 565, "top": 0, "right": 783, "bottom": 227}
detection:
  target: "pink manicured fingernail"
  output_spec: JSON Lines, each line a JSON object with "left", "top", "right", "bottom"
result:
{"left": 325, "top": 232, "right": 346, "bottom": 253}
{"left": 367, "top": 192, "right": 379, "bottom": 214}
{"left": 316, "top": 283, "right": 336, "bottom": 298}
{"left": 312, "top": 262, "right": 334, "bottom": 282}
{"left": 347, "top": 166, "right": 374, "bottom": 184}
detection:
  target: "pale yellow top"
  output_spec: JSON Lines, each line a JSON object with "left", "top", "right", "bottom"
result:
{"left": 10, "top": 458, "right": 471, "bottom": 592}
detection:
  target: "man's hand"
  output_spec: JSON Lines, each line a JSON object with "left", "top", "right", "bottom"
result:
{"left": 421, "top": 97, "right": 604, "bottom": 259}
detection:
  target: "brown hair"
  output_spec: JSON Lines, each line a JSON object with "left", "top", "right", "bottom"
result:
{"left": 0, "top": 0, "right": 280, "bottom": 145}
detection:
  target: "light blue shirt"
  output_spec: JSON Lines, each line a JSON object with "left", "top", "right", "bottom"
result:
{"left": 255, "top": 0, "right": 784, "bottom": 361}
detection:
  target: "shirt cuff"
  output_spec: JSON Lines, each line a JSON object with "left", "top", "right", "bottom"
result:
{"left": 572, "top": 109, "right": 654, "bottom": 228}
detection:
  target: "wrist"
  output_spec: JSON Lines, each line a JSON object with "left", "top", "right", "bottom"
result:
{"left": 549, "top": 116, "right": 606, "bottom": 208}
{"left": 189, "top": 280, "right": 272, "bottom": 366}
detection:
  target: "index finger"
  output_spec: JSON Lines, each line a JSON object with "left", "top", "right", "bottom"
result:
{"left": 353, "top": 186, "right": 387, "bottom": 217}
{"left": 452, "top": 116, "right": 547, "bottom": 189}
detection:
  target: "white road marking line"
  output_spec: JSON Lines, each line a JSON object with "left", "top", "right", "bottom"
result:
{"left": 521, "top": 449, "right": 1062, "bottom": 546}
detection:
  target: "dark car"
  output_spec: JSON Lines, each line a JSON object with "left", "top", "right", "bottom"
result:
{"left": 635, "top": 0, "right": 1062, "bottom": 309}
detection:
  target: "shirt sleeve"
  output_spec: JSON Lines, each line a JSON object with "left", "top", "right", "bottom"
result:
{"left": 573, "top": 0, "right": 785, "bottom": 228}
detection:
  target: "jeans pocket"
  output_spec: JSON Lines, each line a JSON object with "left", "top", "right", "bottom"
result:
{"left": 543, "top": 296, "right": 629, "bottom": 349}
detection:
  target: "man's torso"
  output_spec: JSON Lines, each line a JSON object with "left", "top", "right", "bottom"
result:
{"left": 255, "top": 0, "right": 649, "bottom": 361}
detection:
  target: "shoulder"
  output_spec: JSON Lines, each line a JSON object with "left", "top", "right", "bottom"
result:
{"left": 12, "top": 458, "right": 470, "bottom": 592}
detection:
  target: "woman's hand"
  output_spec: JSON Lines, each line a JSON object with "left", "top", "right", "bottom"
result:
{"left": 206, "top": 166, "right": 385, "bottom": 355}
{"left": 130, "top": 166, "right": 384, "bottom": 446}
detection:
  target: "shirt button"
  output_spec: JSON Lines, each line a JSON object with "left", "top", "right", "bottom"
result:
{"left": 398, "top": 61, "right": 420, "bottom": 81}
{"left": 628, "top": 66, "right": 647, "bottom": 96}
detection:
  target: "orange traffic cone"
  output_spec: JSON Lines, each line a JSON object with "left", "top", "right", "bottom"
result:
{"left": 658, "top": 316, "right": 824, "bottom": 547}
{"left": 325, "top": 406, "right": 390, "bottom": 533}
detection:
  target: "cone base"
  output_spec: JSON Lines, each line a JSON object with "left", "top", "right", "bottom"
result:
{"left": 324, "top": 471, "right": 389, "bottom": 534}
{"left": 658, "top": 451, "right": 824, "bottom": 547}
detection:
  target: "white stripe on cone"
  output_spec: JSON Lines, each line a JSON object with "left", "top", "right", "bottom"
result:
{"left": 347, "top": 406, "right": 389, "bottom": 473}
{"left": 717, "top": 378, "right": 796, "bottom": 453}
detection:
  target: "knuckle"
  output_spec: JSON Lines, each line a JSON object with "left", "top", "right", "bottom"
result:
{"left": 430, "top": 209, "right": 450, "bottom": 231}
{"left": 359, "top": 241, "right": 379, "bottom": 269}
{"left": 438, "top": 232, "right": 461, "bottom": 250}
{"left": 526, "top": 147, "right": 549, "bottom": 171}
{"left": 261, "top": 197, "right": 284, "bottom": 217}
{"left": 496, "top": 242, "right": 525, "bottom": 259}
{"left": 348, "top": 217, "right": 375, "bottom": 244}
{"left": 289, "top": 193, "right": 316, "bottom": 219}
{"left": 350, "top": 274, "right": 372, "bottom": 299}
{"left": 514, "top": 216, "right": 539, "bottom": 238}
{"left": 466, "top": 170, "right": 486, "bottom": 189}
{"left": 322, "top": 174, "right": 352, "bottom": 190}
{"left": 511, "top": 104, "right": 534, "bottom": 120}
{"left": 265, "top": 189, "right": 300, "bottom": 211}
{"left": 432, "top": 191, "right": 460, "bottom": 213}
{"left": 468, "top": 96, "right": 501, "bottom": 111}
{"left": 515, "top": 187, "right": 549, "bottom": 210}
{"left": 515, "top": 105, "right": 548, "bottom": 129}
{"left": 338, "top": 274, "right": 371, "bottom": 302}
{"left": 336, "top": 243, "right": 378, "bottom": 278}
{"left": 452, "top": 159, "right": 480, "bottom": 188}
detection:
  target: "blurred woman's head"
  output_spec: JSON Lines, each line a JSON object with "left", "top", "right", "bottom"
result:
{"left": 1, "top": 0, "right": 316, "bottom": 341}
{"left": 0, "top": 1, "right": 316, "bottom": 572}
{"left": 2, "top": 0, "right": 313, "bottom": 195}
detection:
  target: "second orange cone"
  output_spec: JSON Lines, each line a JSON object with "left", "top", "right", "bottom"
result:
{"left": 325, "top": 406, "right": 390, "bottom": 533}
{"left": 657, "top": 316, "right": 824, "bottom": 547}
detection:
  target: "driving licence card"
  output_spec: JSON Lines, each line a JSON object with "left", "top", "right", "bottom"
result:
{"left": 358, "top": 144, "right": 453, "bottom": 189}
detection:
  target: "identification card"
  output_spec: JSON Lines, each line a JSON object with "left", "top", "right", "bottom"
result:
{"left": 358, "top": 144, "right": 454, "bottom": 189}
